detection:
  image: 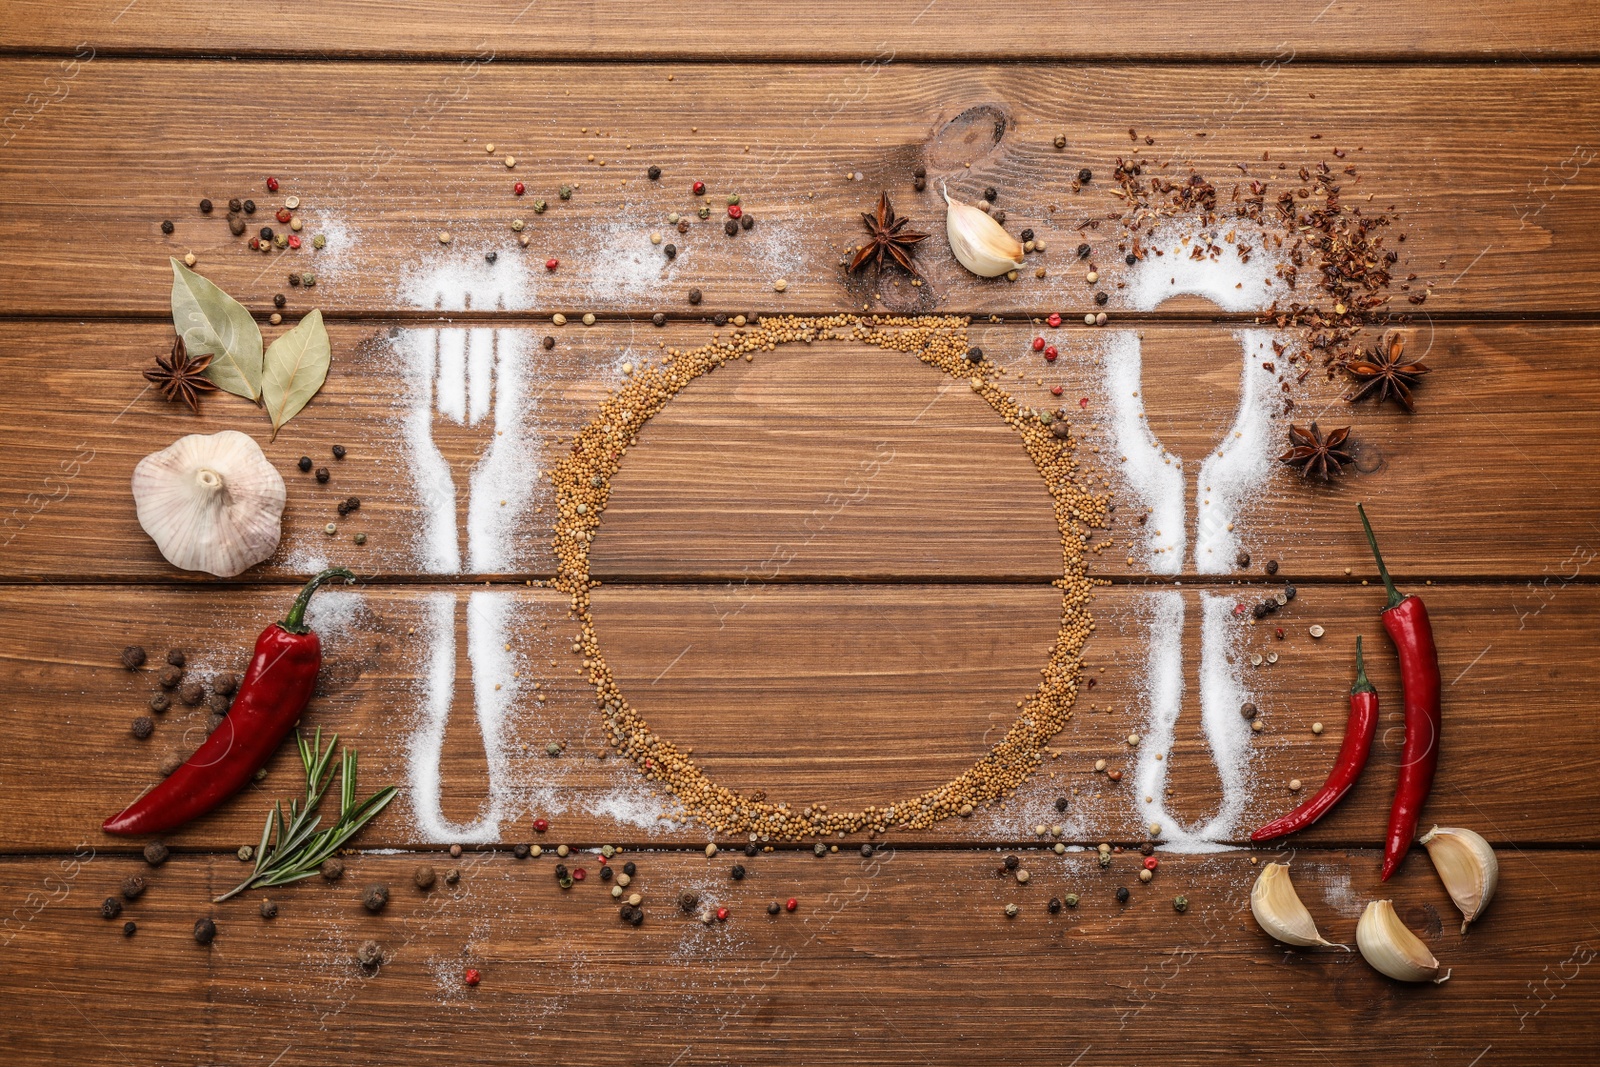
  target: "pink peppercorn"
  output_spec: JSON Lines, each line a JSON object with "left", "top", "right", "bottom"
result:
{"left": 1047, "top": 313, "right": 1062, "bottom": 328}
{"left": 693, "top": 181, "right": 706, "bottom": 195}
{"left": 1044, "top": 345, "right": 1059, "bottom": 362}
{"left": 533, "top": 818, "right": 548, "bottom": 832}
{"left": 716, "top": 907, "right": 729, "bottom": 921}
{"left": 288, "top": 235, "right": 301, "bottom": 249}
{"left": 785, "top": 898, "right": 797, "bottom": 912}
{"left": 545, "top": 258, "right": 559, "bottom": 271}
{"left": 514, "top": 181, "right": 526, "bottom": 196}
{"left": 1050, "top": 385, "right": 1063, "bottom": 396}
{"left": 727, "top": 204, "right": 742, "bottom": 219}
{"left": 1079, "top": 397, "right": 1090, "bottom": 409}
{"left": 1032, "top": 337, "right": 1045, "bottom": 352}
{"left": 276, "top": 208, "right": 291, "bottom": 224}
{"left": 464, "top": 968, "right": 480, "bottom": 986}
{"left": 572, "top": 868, "right": 586, "bottom": 881}
{"left": 266, "top": 176, "right": 279, "bottom": 192}
{"left": 1144, "top": 856, "right": 1159, "bottom": 871}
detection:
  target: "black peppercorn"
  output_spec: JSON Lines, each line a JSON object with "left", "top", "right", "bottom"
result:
{"left": 542, "top": 335, "right": 555, "bottom": 350}
{"left": 912, "top": 165, "right": 926, "bottom": 178}
{"left": 1251, "top": 603, "right": 1268, "bottom": 619}
{"left": 242, "top": 199, "right": 256, "bottom": 214}
{"left": 228, "top": 213, "right": 246, "bottom": 236}
{"left": 1284, "top": 584, "right": 1297, "bottom": 600}
{"left": 228, "top": 198, "right": 242, "bottom": 213}
{"left": 101, "top": 897, "right": 123, "bottom": 920}
{"left": 740, "top": 214, "right": 754, "bottom": 230}
{"left": 485, "top": 251, "right": 497, "bottom": 264}
{"left": 1240, "top": 702, "right": 1258, "bottom": 720}
{"left": 512, "top": 843, "right": 530, "bottom": 859}
{"left": 599, "top": 865, "right": 613, "bottom": 881}
{"left": 1076, "top": 242, "right": 1091, "bottom": 258}
{"left": 297, "top": 456, "right": 313, "bottom": 473}
{"left": 724, "top": 219, "right": 738, "bottom": 236}
{"left": 336, "top": 496, "right": 360, "bottom": 517}
{"left": 688, "top": 288, "right": 702, "bottom": 305}
{"left": 121, "top": 645, "right": 147, "bottom": 670}
{"left": 213, "top": 672, "right": 238, "bottom": 697}
{"left": 1116, "top": 886, "right": 1130, "bottom": 904}
{"left": 122, "top": 875, "right": 147, "bottom": 901}
{"left": 713, "top": 312, "right": 727, "bottom": 326}
{"left": 1055, "top": 796, "right": 1069, "bottom": 813}
{"left": 361, "top": 884, "right": 389, "bottom": 913}
{"left": 652, "top": 312, "right": 666, "bottom": 327}
{"left": 1078, "top": 168, "right": 1093, "bottom": 184}
{"left": 1266, "top": 559, "right": 1279, "bottom": 575}
{"left": 1020, "top": 228, "right": 1034, "bottom": 242}
{"left": 1139, "top": 842, "right": 1155, "bottom": 857}
{"left": 913, "top": 176, "right": 926, "bottom": 191}
{"left": 1048, "top": 897, "right": 1062, "bottom": 914}
{"left": 193, "top": 916, "right": 217, "bottom": 944}
{"left": 1004, "top": 855, "right": 1019, "bottom": 871}
{"left": 178, "top": 681, "right": 204, "bottom": 706}
{"left": 629, "top": 908, "right": 643, "bottom": 926}
{"left": 315, "top": 467, "right": 330, "bottom": 484}
{"left": 859, "top": 843, "right": 874, "bottom": 858}
{"left": 149, "top": 693, "right": 171, "bottom": 714}
{"left": 966, "top": 345, "right": 984, "bottom": 364}
{"left": 622, "top": 861, "right": 636, "bottom": 876}
{"left": 992, "top": 209, "right": 1005, "bottom": 225}
{"left": 123, "top": 921, "right": 137, "bottom": 937}
{"left": 321, "top": 857, "right": 344, "bottom": 881}
{"left": 131, "top": 716, "right": 154, "bottom": 740}
{"left": 158, "top": 665, "right": 182, "bottom": 689}
{"left": 730, "top": 864, "right": 746, "bottom": 881}
{"left": 259, "top": 898, "right": 278, "bottom": 919}
{"left": 663, "top": 243, "right": 677, "bottom": 259}
{"left": 199, "top": 198, "right": 214, "bottom": 214}
{"left": 166, "top": 649, "right": 186, "bottom": 668}
{"left": 289, "top": 272, "right": 301, "bottom": 287}
{"left": 647, "top": 165, "right": 661, "bottom": 180}
{"left": 260, "top": 227, "right": 274, "bottom": 241}
{"left": 1095, "top": 291, "right": 1108, "bottom": 306}
{"left": 160, "top": 220, "right": 174, "bottom": 234}
{"left": 767, "top": 900, "right": 781, "bottom": 915}
{"left": 331, "top": 444, "right": 346, "bottom": 459}
{"left": 1126, "top": 252, "right": 1138, "bottom": 266}
{"left": 143, "top": 841, "right": 169, "bottom": 866}
{"left": 271, "top": 293, "right": 286, "bottom": 310}
{"left": 1264, "top": 598, "right": 1279, "bottom": 615}
{"left": 553, "top": 864, "right": 568, "bottom": 881}
{"left": 619, "top": 904, "right": 637, "bottom": 924}
{"left": 743, "top": 843, "right": 758, "bottom": 858}
{"left": 357, "top": 940, "right": 383, "bottom": 968}
{"left": 983, "top": 186, "right": 997, "bottom": 202}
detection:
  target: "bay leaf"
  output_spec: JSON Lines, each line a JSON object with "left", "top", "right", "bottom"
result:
{"left": 261, "top": 309, "right": 331, "bottom": 435}
{"left": 169, "top": 257, "right": 263, "bottom": 401}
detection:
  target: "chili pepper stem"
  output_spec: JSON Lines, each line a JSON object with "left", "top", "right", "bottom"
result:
{"left": 1357, "top": 504, "right": 1404, "bottom": 609}
{"left": 1352, "top": 635, "right": 1375, "bottom": 695}
{"left": 281, "top": 567, "right": 356, "bottom": 634}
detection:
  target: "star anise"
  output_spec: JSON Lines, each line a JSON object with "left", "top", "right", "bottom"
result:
{"left": 1279, "top": 422, "right": 1353, "bottom": 481}
{"left": 849, "top": 192, "right": 927, "bottom": 276}
{"left": 1345, "top": 331, "right": 1430, "bottom": 412}
{"left": 144, "top": 336, "right": 218, "bottom": 414}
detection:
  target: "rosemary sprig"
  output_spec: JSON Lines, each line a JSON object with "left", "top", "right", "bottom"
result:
{"left": 214, "top": 728, "right": 397, "bottom": 903}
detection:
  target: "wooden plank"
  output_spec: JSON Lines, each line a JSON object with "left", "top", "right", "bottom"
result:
{"left": 1, "top": 583, "right": 1594, "bottom": 852}
{"left": 6, "top": 2, "right": 1599, "bottom": 60}
{"left": 1, "top": 320, "right": 1595, "bottom": 582}
{"left": 3, "top": 849, "right": 1596, "bottom": 1065}
{"left": 2, "top": 62, "right": 1599, "bottom": 316}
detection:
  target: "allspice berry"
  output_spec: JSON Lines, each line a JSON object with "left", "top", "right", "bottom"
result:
{"left": 148, "top": 693, "right": 171, "bottom": 714}
{"left": 131, "top": 716, "right": 154, "bottom": 740}
{"left": 212, "top": 672, "right": 239, "bottom": 697}
{"left": 121, "top": 645, "right": 147, "bottom": 670}
{"left": 193, "top": 917, "right": 217, "bottom": 944}
{"left": 321, "top": 857, "right": 344, "bottom": 881}
{"left": 158, "top": 666, "right": 183, "bottom": 689}
{"left": 361, "top": 883, "right": 390, "bottom": 913}
{"left": 357, "top": 940, "right": 383, "bottom": 968}
{"left": 178, "top": 680, "right": 205, "bottom": 706}
{"left": 158, "top": 751, "right": 185, "bottom": 777}
{"left": 143, "top": 841, "right": 170, "bottom": 866}
{"left": 414, "top": 864, "right": 437, "bottom": 890}
{"left": 678, "top": 890, "right": 700, "bottom": 914}
{"left": 259, "top": 898, "right": 279, "bottom": 919}
{"left": 100, "top": 897, "right": 123, "bottom": 920}
{"left": 121, "top": 875, "right": 147, "bottom": 901}
{"left": 166, "top": 649, "right": 186, "bottom": 668}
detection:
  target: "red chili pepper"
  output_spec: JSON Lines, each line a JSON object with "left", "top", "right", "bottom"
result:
{"left": 102, "top": 568, "right": 355, "bottom": 836}
{"left": 1359, "top": 504, "right": 1442, "bottom": 880}
{"left": 1251, "top": 635, "right": 1379, "bottom": 842}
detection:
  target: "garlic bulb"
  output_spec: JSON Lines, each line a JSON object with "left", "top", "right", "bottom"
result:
{"left": 1420, "top": 825, "right": 1498, "bottom": 933}
{"left": 1250, "top": 862, "right": 1344, "bottom": 948}
{"left": 1356, "top": 900, "right": 1450, "bottom": 983}
{"left": 132, "top": 430, "right": 285, "bottom": 577}
{"left": 943, "top": 185, "right": 1024, "bottom": 277}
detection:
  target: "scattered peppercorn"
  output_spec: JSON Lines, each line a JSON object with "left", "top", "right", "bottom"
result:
{"left": 123, "top": 921, "right": 137, "bottom": 937}
{"left": 982, "top": 186, "right": 997, "bottom": 202}
{"left": 212, "top": 672, "right": 238, "bottom": 697}
{"left": 464, "top": 968, "right": 481, "bottom": 986}
{"left": 1126, "top": 252, "right": 1138, "bottom": 266}
{"left": 647, "top": 165, "right": 661, "bottom": 180}
{"left": 144, "top": 841, "right": 169, "bottom": 866}
{"left": 1266, "top": 559, "right": 1280, "bottom": 575}
{"left": 121, "top": 645, "right": 147, "bottom": 670}
{"left": 357, "top": 940, "right": 383, "bottom": 969}
{"left": 688, "top": 288, "right": 702, "bottom": 305}
{"left": 1048, "top": 897, "right": 1062, "bottom": 914}
{"left": 177, "top": 681, "right": 204, "bottom": 706}
{"left": 1021, "top": 228, "right": 1034, "bottom": 241}
{"left": 743, "top": 843, "right": 759, "bottom": 858}
{"left": 730, "top": 864, "right": 746, "bottom": 881}
{"left": 259, "top": 898, "right": 278, "bottom": 919}
{"left": 321, "top": 857, "right": 344, "bottom": 881}
{"left": 512, "top": 843, "right": 530, "bottom": 859}
{"left": 1004, "top": 903, "right": 1019, "bottom": 918}
{"left": 444, "top": 868, "right": 459, "bottom": 885}
{"left": 1004, "top": 855, "right": 1019, "bottom": 871}
{"left": 767, "top": 900, "right": 781, "bottom": 915}
{"left": 1076, "top": 243, "right": 1091, "bottom": 258}
{"left": 193, "top": 917, "right": 217, "bottom": 944}
{"left": 1078, "top": 169, "right": 1093, "bottom": 184}
{"left": 199, "top": 199, "right": 214, "bottom": 214}
{"left": 100, "top": 896, "right": 123, "bottom": 919}
{"left": 814, "top": 843, "right": 827, "bottom": 857}
{"left": 148, "top": 693, "right": 171, "bottom": 714}
{"left": 860, "top": 843, "right": 874, "bottom": 858}
{"left": 1173, "top": 895, "right": 1189, "bottom": 913}
{"left": 1055, "top": 796, "right": 1069, "bottom": 813}
{"left": 542, "top": 335, "right": 556, "bottom": 351}
{"left": 315, "top": 467, "right": 330, "bottom": 484}
{"left": 337, "top": 496, "right": 361, "bottom": 517}
{"left": 724, "top": 219, "right": 739, "bottom": 236}
{"left": 362, "top": 884, "right": 389, "bottom": 912}
{"left": 1095, "top": 292, "right": 1108, "bottom": 306}
{"left": 131, "top": 716, "right": 154, "bottom": 740}
{"left": 622, "top": 861, "right": 636, "bottom": 876}
{"left": 242, "top": 199, "right": 256, "bottom": 215}
{"left": 652, "top": 312, "right": 667, "bottom": 327}
{"left": 1116, "top": 886, "right": 1130, "bottom": 904}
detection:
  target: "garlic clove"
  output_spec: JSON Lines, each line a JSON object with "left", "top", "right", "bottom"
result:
{"left": 132, "top": 430, "right": 285, "bottom": 577}
{"left": 943, "top": 185, "right": 1025, "bottom": 278}
{"left": 1420, "top": 825, "right": 1499, "bottom": 933}
{"left": 1356, "top": 900, "right": 1451, "bottom": 983}
{"left": 1250, "top": 862, "right": 1344, "bottom": 949}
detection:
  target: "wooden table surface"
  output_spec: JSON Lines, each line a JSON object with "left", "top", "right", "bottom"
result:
{"left": 4, "top": 5, "right": 1599, "bottom": 1064}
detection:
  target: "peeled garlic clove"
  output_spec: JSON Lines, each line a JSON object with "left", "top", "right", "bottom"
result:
{"left": 1250, "top": 862, "right": 1344, "bottom": 949}
{"left": 1420, "top": 825, "right": 1498, "bottom": 933}
{"left": 1356, "top": 900, "right": 1450, "bottom": 983}
{"left": 133, "top": 430, "right": 285, "bottom": 577}
{"left": 943, "top": 185, "right": 1025, "bottom": 278}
